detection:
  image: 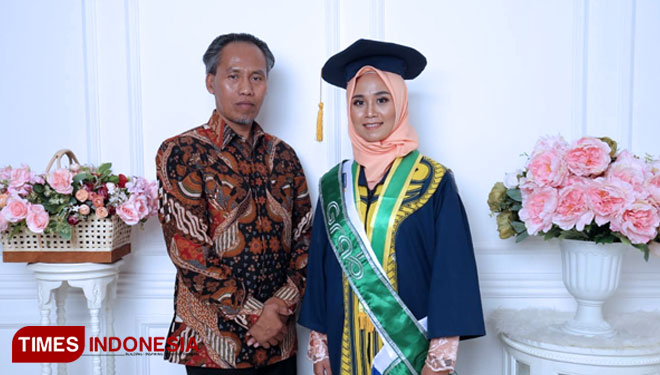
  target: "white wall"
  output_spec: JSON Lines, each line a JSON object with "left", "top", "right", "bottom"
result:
{"left": 1, "top": 1, "right": 659, "bottom": 374}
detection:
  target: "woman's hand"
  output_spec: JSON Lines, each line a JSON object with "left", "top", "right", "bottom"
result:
{"left": 421, "top": 364, "right": 451, "bottom": 375}
{"left": 313, "top": 358, "right": 332, "bottom": 375}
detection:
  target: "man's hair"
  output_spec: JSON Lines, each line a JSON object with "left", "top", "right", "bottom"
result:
{"left": 203, "top": 33, "right": 275, "bottom": 75}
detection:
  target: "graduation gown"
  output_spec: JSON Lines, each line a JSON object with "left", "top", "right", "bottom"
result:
{"left": 298, "top": 155, "right": 485, "bottom": 375}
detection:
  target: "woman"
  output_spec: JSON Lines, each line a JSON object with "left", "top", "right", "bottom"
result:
{"left": 299, "top": 39, "right": 485, "bottom": 375}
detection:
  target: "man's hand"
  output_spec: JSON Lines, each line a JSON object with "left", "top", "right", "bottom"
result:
{"left": 313, "top": 358, "right": 332, "bottom": 375}
{"left": 246, "top": 297, "right": 291, "bottom": 348}
{"left": 421, "top": 364, "right": 451, "bottom": 375}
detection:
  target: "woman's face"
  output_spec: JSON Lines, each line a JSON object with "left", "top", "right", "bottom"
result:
{"left": 350, "top": 73, "right": 396, "bottom": 142}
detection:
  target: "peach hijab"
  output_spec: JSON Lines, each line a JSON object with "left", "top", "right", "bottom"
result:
{"left": 347, "top": 66, "right": 419, "bottom": 188}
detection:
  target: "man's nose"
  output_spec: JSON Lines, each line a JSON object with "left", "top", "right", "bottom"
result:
{"left": 239, "top": 77, "right": 253, "bottom": 96}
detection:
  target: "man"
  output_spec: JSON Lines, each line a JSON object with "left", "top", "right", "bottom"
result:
{"left": 156, "top": 33, "right": 312, "bottom": 375}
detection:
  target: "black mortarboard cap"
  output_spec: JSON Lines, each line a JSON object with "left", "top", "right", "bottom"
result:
{"left": 321, "top": 39, "right": 427, "bottom": 88}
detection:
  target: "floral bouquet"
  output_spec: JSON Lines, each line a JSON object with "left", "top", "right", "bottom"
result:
{"left": 0, "top": 159, "right": 158, "bottom": 241}
{"left": 488, "top": 135, "right": 660, "bottom": 260}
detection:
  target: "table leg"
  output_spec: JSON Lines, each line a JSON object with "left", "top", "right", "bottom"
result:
{"left": 55, "top": 284, "right": 68, "bottom": 375}
{"left": 106, "top": 277, "right": 117, "bottom": 375}
{"left": 74, "top": 278, "right": 110, "bottom": 375}
{"left": 37, "top": 281, "right": 61, "bottom": 375}
{"left": 503, "top": 348, "right": 517, "bottom": 375}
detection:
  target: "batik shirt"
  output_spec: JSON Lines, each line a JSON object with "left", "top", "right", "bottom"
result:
{"left": 156, "top": 111, "right": 312, "bottom": 368}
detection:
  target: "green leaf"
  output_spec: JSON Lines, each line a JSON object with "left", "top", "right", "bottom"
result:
{"left": 107, "top": 175, "right": 119, "bottom": 183}
{"left": 542, "top": 226, "right": 561, "bottom": 240}
{"left": 631, "top": 244, "right": 650, "bottom": 262}
{"left": 33, "top": 184, "right": 45, "bottom": 194}
{"left": 613, "top": 233, "right": 632, "bottom": 246}
{"left": 515, "top": 231, "right": 529, "bottom": 243}
{"left": 97, "top": 163, "right": 112, "bottom": 175}
{"left": 9, "top": 224, "right": 24, "bottom": 238}
{"left": 559, "top": 230, "right": 589, "bottom": 240}
{"left": 511, "top": 221, "right": 527, "bottom": 234}
{"left": 56, "top": 221, "right": 72, "bottom": 240}
{"left": 594, "top": 235, "right": 615, "bottom": 244}
{"left": 506, "top": 189, "right": 522, "bottom": 202}
{"left": 73, "top": 172, "right": 93, "bottom": 185}
{"left": 510, "top": 203, "right": 522, "bottom": 211}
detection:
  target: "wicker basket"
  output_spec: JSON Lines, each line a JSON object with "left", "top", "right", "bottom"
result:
{"left": 1, "top": 149, "right": 132, "bottom": 263}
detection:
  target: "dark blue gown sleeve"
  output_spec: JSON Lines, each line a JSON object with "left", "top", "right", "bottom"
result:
{"left": 298, "top": 203, "right": 329, "bottom": 333}
{"left": 427, "top": 171, "right": 486, "bottom": 340}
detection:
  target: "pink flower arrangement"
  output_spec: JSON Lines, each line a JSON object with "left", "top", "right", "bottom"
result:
{"left": 0, "top": 162, "right": 158, "bottom": 240}
{"left": 488, "top": 135, "right": 660, "bottom": 260}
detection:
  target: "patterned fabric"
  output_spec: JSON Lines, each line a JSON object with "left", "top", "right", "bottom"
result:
{"left": 299, "top": 154, "right": 486, "bottom": 375}
{"left": 307, "top": 331, "right": 330, "bottom": 364}
{"left": 307, "top": 333, "right": 458, "bottom": 372}
{"left": 425, "top": 336, "right": 459, "bottom": 372}
{"left": 156, "top": 111, "right": 312, "bottom": 368}
{"left": 340, "top": 157, "right": 445, "bottom": 375}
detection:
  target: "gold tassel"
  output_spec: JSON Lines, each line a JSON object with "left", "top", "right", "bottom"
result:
{"left": 316, "top": 74, "right": 323, "bottom": 142}
{"left": 316, "top": 102, "right": 324, "bottom": 141}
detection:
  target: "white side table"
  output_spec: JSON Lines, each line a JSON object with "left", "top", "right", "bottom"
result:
{"left": 28, "top": 261, "right": 124, "bottom": 375}
{"left": 494, "top": 308, "right": 660, "bottom": 375}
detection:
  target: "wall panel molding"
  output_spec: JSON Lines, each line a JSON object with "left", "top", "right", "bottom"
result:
{"left": 621, "top": 0, "right": 637, "bottom": 151}
{"left": 571, "top": 0, "right": 588, "bottom": 140}
{"left": 3, "top": 269, "right": 659, "bottom": 301}
{"left": 134, "top": 315, "right": 171, "bottom": 375}
{"left": 125, "top": 0, "right": 145, "bottom": 177}
{"left": 325, "top": 0, "right": 341, "bottom": 166}
{"left": 370, "top": 0, "right": 384, "bottom": 40}
{"left": 82, "top": 0, "right": 101, "bottom": 165}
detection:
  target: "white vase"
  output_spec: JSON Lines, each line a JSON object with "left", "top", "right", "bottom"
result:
{"left": 559, "top": 239, "right": 628, "bottom": 337}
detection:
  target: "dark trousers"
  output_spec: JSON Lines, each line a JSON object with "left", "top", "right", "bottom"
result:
{"left": 186, "top": 356, "right": 297, "bottom": 375}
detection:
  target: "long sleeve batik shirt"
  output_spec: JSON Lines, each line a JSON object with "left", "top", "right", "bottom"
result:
{"left": 156, "top": 111, "right": 312, "bottom": 368}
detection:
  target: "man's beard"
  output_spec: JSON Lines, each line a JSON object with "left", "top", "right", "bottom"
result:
{"left": 229, "top": 115, "right": 254, "bottom": 126}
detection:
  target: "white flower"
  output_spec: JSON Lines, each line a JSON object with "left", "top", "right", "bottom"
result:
{"left": 504, "top": 170, "right": 522, "bottom": 189}
{"left": 106, "top": 182, "right": 116, "bottom": 193}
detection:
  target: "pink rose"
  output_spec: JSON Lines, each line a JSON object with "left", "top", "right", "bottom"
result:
{"left": 131, "top": 194, "right": 150, "bottom": 220}
{"left": 530, "top": 135, "right": 569, "bottom": 156}
{"left": 75, "top": 189, "right": 89, "bottom": 202}
{"left": 527, "top": 150, "right": 569, "bottom": 187}
{"left": 563, "top": 137, "right": 611, "bottom": 176}
{"left": 611, "top": 201, "right": 660, "bottom": 244}
{"left": 79, "top": 205, "right": 91, "bottom": 216}
{"left": 587, "top": 178, "right": 633, "bottom": 226}
{"left": 552, "top": 183, "right": 594, "bottom": 231}
{"left": 116, "top": 201, "right": 140, "bottom": 225}
{"left": 646, "top": 167, "right": 660, "bottom": 207}
{"left": 518, "top": 177, "right": 539, "bottom": 200}
{"left": 47, "top": 168, "right": 74, "bottom": 195}
{"left": 95, "top": 207, "right": 109, "bottom": 219}
{"left": 8, "top": 166, "right": 33, "bottom": 196}
{"left": 9, "top": 166, "right": 31, "bottom": 189}
{"left": 145, "top": 181, "right": 159, "bottom": 216}
{"left": 0, "top": 166, "right": 11, "bottom": 181}
{"left": 2, "top": 197, "right": 29, "bottom": 222}
{"left": 26, "top": 204, "right": 49, "bottom": 233}
{"left": 606, "top": 150, "right": 647, "bottom": 197}
{"left": 519, "top": 186, "right": 559, "bottom": 235}
{"left": 126, "top": 176, "right": 147, "bottom": 194}
{"left": 92, "top": 196, "right": 105, "bottom": 208}
{"left": 0, "top": 213, "right": 7, "bottom": 232}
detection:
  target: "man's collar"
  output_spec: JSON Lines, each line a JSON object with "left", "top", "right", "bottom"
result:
{"left": 206, "top": 110, "right": 265, "bottom": 150}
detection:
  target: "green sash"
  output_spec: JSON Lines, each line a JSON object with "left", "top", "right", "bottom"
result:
{"left": 319, "top": 151, "right": 427, "bottom": 375}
